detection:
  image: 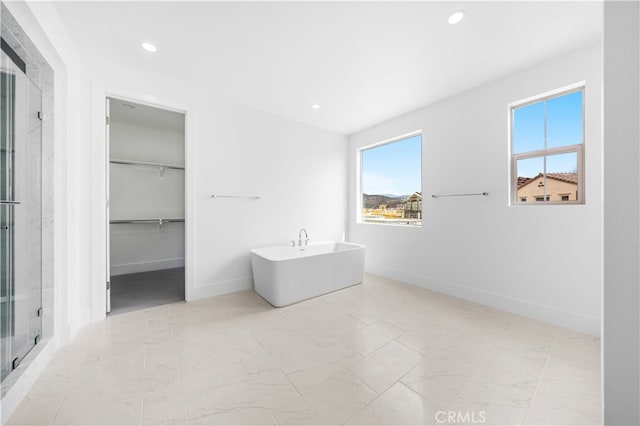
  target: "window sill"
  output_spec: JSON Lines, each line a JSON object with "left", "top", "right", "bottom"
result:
{"left": 510, "top": 201, "right": 585, "bottom": 206}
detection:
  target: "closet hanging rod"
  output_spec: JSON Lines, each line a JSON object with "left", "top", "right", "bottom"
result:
{"left": 431, "top": 192, "right": 489, "bottom": 198}
{"left": 110, "top": 159, "right": 185, "bottom": 170}
{"left": 110, "top": 218, "right": 185, "bottom": 224}
{"left": 211, "top": 195, "right": 261, "bottom": 200}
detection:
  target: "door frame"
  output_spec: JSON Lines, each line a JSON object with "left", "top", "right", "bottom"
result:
{"left": 91, "top": 84, "right": 195, "bottom": 320}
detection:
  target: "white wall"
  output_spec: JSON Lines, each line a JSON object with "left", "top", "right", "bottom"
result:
{"left": 109, "top": 116, "right": 185, "bottom": 275}
{"left": 109, "top": 120, "right": 185, "bottom": 165}
{"left": 86, "top": 56, "right": 348, "bottom": 312}
{"left": 348, "top": 43, "right": 602, "bottom": 336}
{"left": 603, "top": 1, "right": 640, "bottom": 423}
{"left": 191, "top": 102, "right": 348, "bottom": 299}
{"left": 110, "top": 222, "right": 185, "bottom": 275}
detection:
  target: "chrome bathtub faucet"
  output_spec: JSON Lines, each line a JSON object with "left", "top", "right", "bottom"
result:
{"left": 298, "top": 228, "right": 309, "bottom": 246}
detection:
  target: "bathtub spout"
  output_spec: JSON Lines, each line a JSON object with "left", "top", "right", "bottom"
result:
{"left": 298, "top": 228, "right": 309, "bottom": 246}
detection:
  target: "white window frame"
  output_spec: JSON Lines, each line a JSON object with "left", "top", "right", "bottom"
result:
{"left": 510, "top": 82, "right": 585, "bottom": 206}
{"left": 357, "top": 130, "right": 423, "bottom": 227}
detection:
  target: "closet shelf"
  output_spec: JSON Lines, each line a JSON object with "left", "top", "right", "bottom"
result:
{"left": 110, "top": 218, "right": 185, "bottom": 225}
{"left": 110, "top": 159, "right": 185, "bottom": 171}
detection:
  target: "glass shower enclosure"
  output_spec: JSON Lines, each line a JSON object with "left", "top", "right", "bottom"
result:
{"left": 1, "top": 40, "right": 42, "bottom": 382}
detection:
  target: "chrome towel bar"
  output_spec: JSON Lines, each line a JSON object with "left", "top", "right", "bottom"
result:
{"left": 211, "top": 195, "right": 261, "bottom": 200}
{"left": 431, "top": 192, "right": 489, "bottom": 198}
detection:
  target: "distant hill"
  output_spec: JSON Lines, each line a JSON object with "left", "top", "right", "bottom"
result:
{"left": 363, "top": 194, "right": 404, "bottom": 209}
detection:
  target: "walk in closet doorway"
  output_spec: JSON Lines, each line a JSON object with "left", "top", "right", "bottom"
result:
{"left": 106, "top": 98, "right": 186, "bottom": 315}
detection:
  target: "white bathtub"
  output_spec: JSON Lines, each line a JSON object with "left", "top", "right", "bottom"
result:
{"left": 250, "top": 241, "right": 366, "bottom": 307}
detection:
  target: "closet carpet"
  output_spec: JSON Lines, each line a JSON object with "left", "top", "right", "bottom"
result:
{"left": 109, "top": 267, "right": 185, "bottom": 315}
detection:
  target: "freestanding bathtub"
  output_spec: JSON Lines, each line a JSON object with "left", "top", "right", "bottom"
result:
{"left": 250, "top": 241, "right": 366, "bottom": 307}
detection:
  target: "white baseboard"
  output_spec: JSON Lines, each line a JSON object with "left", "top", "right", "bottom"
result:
{"left": 187, "top": 275, "right": 254, "bottom": 302}
{"left": 110, "top": 258, "right": 185, "bottom": 276}
{"left": 366, "top": 265, "right": 601, "bottom": 337}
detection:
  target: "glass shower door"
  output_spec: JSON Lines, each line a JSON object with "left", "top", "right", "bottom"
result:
{"left": 1, "top": 44, "right": 42, "bottom": 382}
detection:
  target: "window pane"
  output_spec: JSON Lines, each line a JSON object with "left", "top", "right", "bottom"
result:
{"left": 511, "top": 87, "right": 584, "bottom": 205}
{"left": 545, "top": 151, "right": 578, "bottom": 202}
{"left": 361, "top": 134, "right": 422, "bottom": 226}
{"left": 547, "top": 91, "right": 583, "bottom": 149}
{"left": 515, "top": 156, "right": 544, "bottom": 204}
{"left": 513, "top": 101, "right": 544, "bottom": 154}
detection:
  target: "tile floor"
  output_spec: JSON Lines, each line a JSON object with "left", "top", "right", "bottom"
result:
{"left": 8, "top": 274, "right": 601, "bottom": 425}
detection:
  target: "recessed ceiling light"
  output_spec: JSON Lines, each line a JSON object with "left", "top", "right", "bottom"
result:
{"left": 142, "top": 42, "right": 157, "bottom": 52}
{"left": 311, "top": 104, "right": 320, "bottom": 109}
{"left": 448, "top": 10, "right": 464, "bottom": 25}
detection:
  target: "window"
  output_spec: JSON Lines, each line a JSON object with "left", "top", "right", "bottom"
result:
{"left": 511, "top": 85, "right": 584, "bottom": 205}
{"left": 359, "top": 133, "right": 422, "bottom": 226}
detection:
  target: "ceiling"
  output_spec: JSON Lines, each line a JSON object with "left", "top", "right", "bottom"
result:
{"left": 53, "top": 1, "right": 602, "bottom": 135}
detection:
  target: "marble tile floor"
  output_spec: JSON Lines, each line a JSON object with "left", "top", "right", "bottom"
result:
{"left": 8, "top": 274, "right": 601, "bottom": 425}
